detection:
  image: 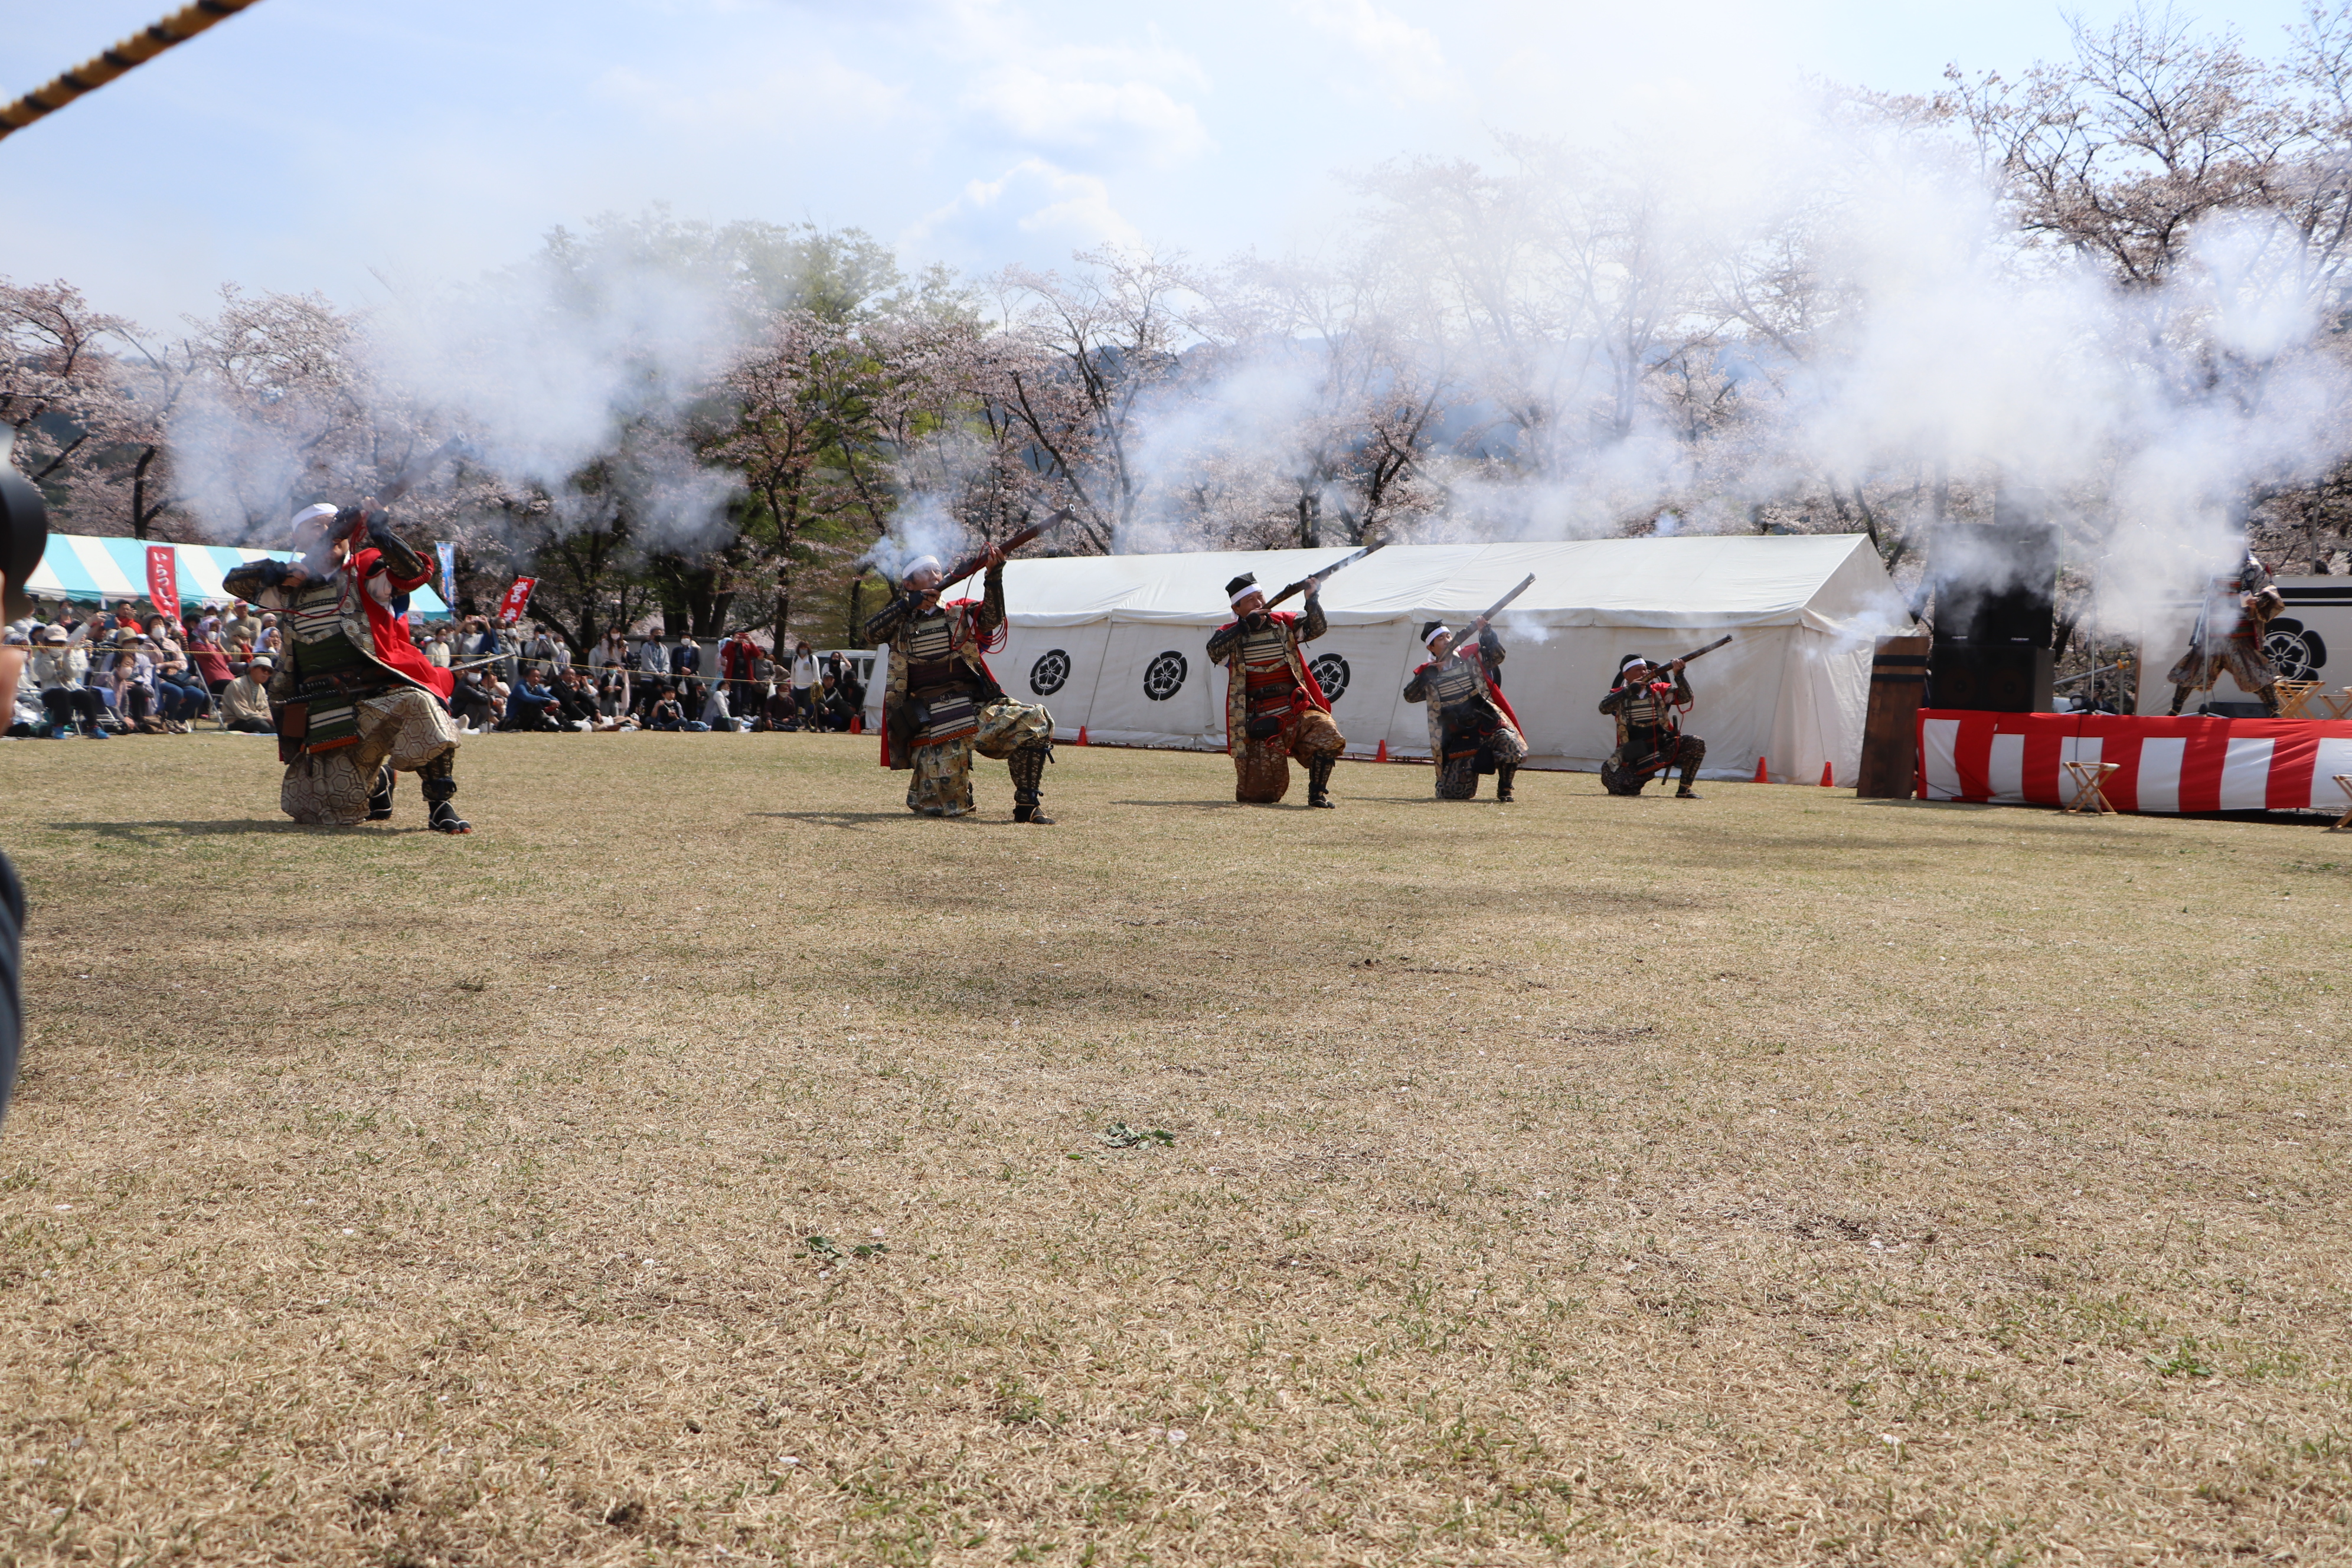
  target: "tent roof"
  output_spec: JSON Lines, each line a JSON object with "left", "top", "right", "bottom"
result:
{"left": 998, "top": 534, "right": 1894, "bottom": 632}
{"left": 24, "top": 533, "right": 451, "bottom": 615}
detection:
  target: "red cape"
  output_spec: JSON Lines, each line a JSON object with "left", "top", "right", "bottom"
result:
{"left": 351, "top": 546, "right": 455, "bottom": 703}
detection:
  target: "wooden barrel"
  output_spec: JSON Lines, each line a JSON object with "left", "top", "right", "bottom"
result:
{"left": 1857, "top": 635, "right": 1929, "bottom": 798}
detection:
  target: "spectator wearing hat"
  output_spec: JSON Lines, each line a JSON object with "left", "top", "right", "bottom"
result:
{"left": 144, "top": 616, "right": 208, "bottom": 729}
{"left": 219, "top": 655, "right": 277, "bottom": 733}
{"left": 29, "top": 623, "right": 107, "bottom": 738}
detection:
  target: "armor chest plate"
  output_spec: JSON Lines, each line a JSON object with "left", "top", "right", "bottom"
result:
{"left": 1239, "top": 623, "right": 1293, "bottom": 674}
{"left": 1429, "top": 659, "right": 1479, "bottom": 707}
{"left": 904, "top": 611, "right": 955, "bottom": 664}
{"left": 1617, "top": 684, "right": 1674, "bottom": 729}
{"left": 283, "top": 579, "right": 369, "bottom": 675}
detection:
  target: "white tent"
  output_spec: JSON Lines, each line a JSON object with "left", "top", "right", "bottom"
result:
{"left": 866, "top": 535, "right": 1907, "bottom": 784}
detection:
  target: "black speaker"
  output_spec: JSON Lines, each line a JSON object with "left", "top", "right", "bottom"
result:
{"left": 1931, "top": 515, "right": 2059, "bottom": 650}
{"left": 1929, "top": 645, "right": 2054, "bottom": 713}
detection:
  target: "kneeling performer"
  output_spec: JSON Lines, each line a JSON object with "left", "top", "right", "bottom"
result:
{"left": 1404, "top": 619, "right": 1528, "bottom": 801}
{"left": 1599, "top": 654, "right": 1705, "bottom": 799}
{"left": 865, "top": 547, "right": 1055, "bottom": 821}
{"left": 222, "top": 504, "right": 469, "bottom": 831}
{"left": 1207, "top": 573, "right": 1345, "bottom": 807}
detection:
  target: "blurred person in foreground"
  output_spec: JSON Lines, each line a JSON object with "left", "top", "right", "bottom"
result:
{"left": 223, "top": 502, "right": 472, "bottom": 832}
{"left": 4, "top": 427, "right": 50, "bottom": 1125}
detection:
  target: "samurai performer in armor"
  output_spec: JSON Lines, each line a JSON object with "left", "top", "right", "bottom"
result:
{"left": 864, "top": 548, "right": 1056, "bottom": 822}
{"left": 1403, "top": 619, "right": 1528, "bottom": 801}
{"left": 1599, "top": 653, "right": 1706, "bottom": 798}
{"left": 2167, "top": 554, "right": 2286, "bottom": 715}
{"left": 221, "top": 502, "right": 470, "bottom": 831}
{"left": 1206, "top": 572, "right": 1346, "bottom": 807}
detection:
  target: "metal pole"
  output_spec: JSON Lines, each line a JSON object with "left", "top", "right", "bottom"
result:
{"left": 0, "top": 1, "right": 269, "bottom": 145}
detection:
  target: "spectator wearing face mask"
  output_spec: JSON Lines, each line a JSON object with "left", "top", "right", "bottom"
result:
{"left": 29, "top": 623, "right": 107, "bottom": 738}
{"left": 638, "top": 631, "right": 669, "bottom": 680}
{"left": 449, "top": 667, "right": 495, "bottom": 732}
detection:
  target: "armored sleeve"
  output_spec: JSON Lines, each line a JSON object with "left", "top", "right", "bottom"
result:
{"left": 1403, "top": 667, "right": 1431, "bottom": 704}
{"left": 1298, "top": 594, "right": 1328, "bottom": 642}
{"left": 364, "top": 514, "right": 433, "bottom": 587}
{"left": 1479, "top": 627, "right": 1504, "bottom": 667}
{"left": 221, "top": 559, "right": 292, "bottom": 602}
{"left": 975, "top": 561, "right": 1007, "bottom": 634}
{"left": 1206, "top": 620, "right": 1245, "bottom": 662}
{"left": 1671, "top": 669, "right": 1694, "bottom": 705}
{"left": 1598, "top": 684, "right": 1631, "bottom": 716}
{"left": 863, "top": 592, "right": 919, "bottom": 646}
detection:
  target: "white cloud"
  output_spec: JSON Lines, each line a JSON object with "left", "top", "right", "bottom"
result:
{"left": 904, "top": 156, "right": 1147, "bottom": 262}
{"left": 1292, "top": 0, "right": 1461, "bottom": 103}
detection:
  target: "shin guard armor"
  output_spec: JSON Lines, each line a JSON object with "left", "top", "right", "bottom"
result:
{"left": 1306, "top": 753, "right": 1337, "bottom": 808}
{"left": 1009, "top": 741, "right": 1054, "bottom": 824}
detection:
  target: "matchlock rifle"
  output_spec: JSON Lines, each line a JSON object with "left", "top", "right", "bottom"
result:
{"left": 1262, "top": 541, "right": 1387, "bottom": 611}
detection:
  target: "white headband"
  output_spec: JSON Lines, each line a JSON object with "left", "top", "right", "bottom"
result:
{"left": 290, "top": 502, "right": 338, "bottom": 538}
{"left": 902, "top": 554, "right": 941, "bottom": 580}
{"left": 1229, "top": 583, "right": 1262, "bottom": 607}
{"left": 1423, "top": 623, "right": 1451, "bottom": 648}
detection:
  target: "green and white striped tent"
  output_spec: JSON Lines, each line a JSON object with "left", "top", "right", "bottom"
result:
{"left": 23, "top": 533, "right": 450, "bottom": 615}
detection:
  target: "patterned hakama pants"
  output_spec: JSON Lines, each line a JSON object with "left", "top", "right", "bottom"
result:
{"left": 280, "top": 688, "right": 461, "bottom": 825}
{"left": 907, "top": 698, "right": 1054, "bottom": 816}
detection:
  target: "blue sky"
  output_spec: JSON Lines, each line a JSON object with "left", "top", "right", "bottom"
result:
{"left": 1, "top": 0, "right": 2315, "bottom": 329}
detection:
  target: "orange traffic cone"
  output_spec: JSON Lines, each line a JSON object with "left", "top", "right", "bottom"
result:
{"left": 1820, "top": 760, "right": 1835, "bottom": 787}
{"left": 1376, "top": 738, "right": 1389, "bottom": 763}
{"left": 1752, "top": 756, "right": 1769, "bottom": 784}
{"left": 1076, "top": 726, "right": 1089, "bottom": 746}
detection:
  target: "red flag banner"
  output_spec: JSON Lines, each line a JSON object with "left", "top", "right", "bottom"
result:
{"left": 496, "top": 576, "right": 537, "bottom": 626}
{"left": 145, "top": 545, "right": 179, "bottom": 622}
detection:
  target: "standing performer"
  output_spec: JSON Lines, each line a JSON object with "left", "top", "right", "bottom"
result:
{"left": 1206, "top": 573, "right": 1345, "bottom": 807}
{"left": 1403, "top": 620, "right": 1528, "bottom": 801}
{"left": 221, "top": 502, "right": 471, "bottom": 832}
{"left": 864, "top": 547, "right": 1056, "bottom": 822}
{"left": 1599, "top": 654, "right": 1706, "bottom": 798}
{"left": 2167, "top": 554, "right": 2286, "bottom": 716}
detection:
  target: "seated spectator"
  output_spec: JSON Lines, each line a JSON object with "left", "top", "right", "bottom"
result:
{"left": 759, "top": 684, "right": 800, "bottom": 731}
{"left": 4, "top": 631, "right": 43, "bottom": 737}
{"left": 30, "top": 625, "right": 107, "bottom": 739}
{"left": 501, "top": 668, "right": 562, "bottom": 731}
{"left": 648, "top": 685, "right": 686, "bottom": 731}
{"left": 552, "top": 667, "right": 599, "bottom": 729}
{"left": 99, "top": 629, "right": 156, "bottom": 730}
{"left": 145, "top": 617, "right": 207, "bottom": 729}
{"left": 424, "top": 626, "right": 453, "bottom": 669}
{"left": 218, "top": 655, "right": 276, "bottom": 733}
{"left": 191, "top": 631, "right": 233, "bottom": 701}
{"left": 700, "top": 678, "right": 734, "bottom": 731}
{"left": 448, "top": 668, "right": 495, "bottom": 731}
{"left": 814, "top": 671, "right": 856, "bottom": 731}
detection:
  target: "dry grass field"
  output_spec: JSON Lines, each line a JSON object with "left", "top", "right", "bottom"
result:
{"left": 2, "top": 732, "right": 2350, "bottom": 1567}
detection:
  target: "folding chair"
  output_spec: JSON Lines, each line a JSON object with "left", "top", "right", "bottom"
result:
{"left": 2062, "top": 759, "right": 2121, "bottom": 815}
{"left": 2331, "top": 776, "right": 2352, "bottom": 833}
{"left": 2273, "top": 679, "right": 2324, "bottom": 719}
